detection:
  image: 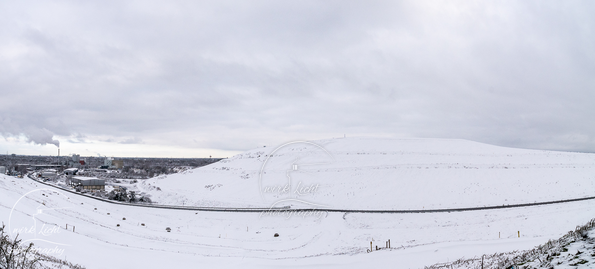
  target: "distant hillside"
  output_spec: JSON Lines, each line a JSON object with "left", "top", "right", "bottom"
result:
{"left": 140, "top": 137, "right": 595, "bottom": 209}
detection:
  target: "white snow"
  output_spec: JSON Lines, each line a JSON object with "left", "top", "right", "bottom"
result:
{"left": 1, "top": 137, "right": 594, "bottom": 268}
{"left": 142, "top": 137, "right": 595, "bottom": 209}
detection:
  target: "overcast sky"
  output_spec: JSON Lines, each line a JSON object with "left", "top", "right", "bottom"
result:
{"left": 0, "top": 0, "right": 594, "bottom": 157}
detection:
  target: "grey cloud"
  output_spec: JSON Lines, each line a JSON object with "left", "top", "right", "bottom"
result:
{"left": 0, "top": 0, "right": 594, "bottom": 154}
{"left": 26, "top": 128, "right": 60, "bottom": 147}
{"left": 0, "top": 116, "right": 63, "bottom": 147}
{"left": 119, "top": 137, "right": 143, "bottom": 144}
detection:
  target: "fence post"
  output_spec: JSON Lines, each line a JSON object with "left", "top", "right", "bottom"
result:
{"left": 518, "top": 231, "right": 520, "bottom": 238}
{"left": 73, "top": 226, "right": 75, "bottom": 233}
{"left": 370, "top": 241, "right": 372, "bottom": 252}
{"left": 388, "top": 239, "right": 390, "bottom": 248}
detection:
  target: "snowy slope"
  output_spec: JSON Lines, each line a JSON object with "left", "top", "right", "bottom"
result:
{"left": 141, "top": 138, "right": 595, "bottom": 209}
{"left": 424, "top": 218, "right": 595, "bottom": 268}
{"left": 2, "top": 137, "right": 595, "bottom": 269}
{"left": 1, "top": 172, "right": 595, "bottom": 269}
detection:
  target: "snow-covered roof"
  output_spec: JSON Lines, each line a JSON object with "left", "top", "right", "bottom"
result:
{"left": 72, "top": 176, "right": 105, "bottom": 186}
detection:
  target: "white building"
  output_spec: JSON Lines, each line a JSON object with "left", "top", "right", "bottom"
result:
{"left": 41, "top": 169, "right": 57, "bottom": 179}
{"left": 104, "top": 157, "right": 113, "bottom": 167}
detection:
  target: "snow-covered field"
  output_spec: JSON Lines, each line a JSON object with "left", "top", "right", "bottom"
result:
{"left": 142, "top": 138, "right": 595, "bottom": 210}
{"left": 1, "top": 138, "right": 594, "bottom": 268}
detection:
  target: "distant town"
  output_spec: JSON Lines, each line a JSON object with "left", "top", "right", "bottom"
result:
{"left": 0, "top": 153, "right": 223, "bottom": 179}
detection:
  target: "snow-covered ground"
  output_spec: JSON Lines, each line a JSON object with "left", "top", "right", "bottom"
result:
{"left": 1, "top": 137, "right": 594, "bottom": 268}
{"left": 142, "top": 137, "right": 595, "bottom": 210}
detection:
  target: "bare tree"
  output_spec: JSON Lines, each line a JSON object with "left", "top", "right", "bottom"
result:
{"left": 0, "top": 224, "right": 40, "bottom": 269}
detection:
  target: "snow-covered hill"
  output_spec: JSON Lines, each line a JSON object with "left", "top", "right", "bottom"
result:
{"left": 1, "top": 137, "right": 594, "bottom": 268}
{"left": 141, "top": 137, "right": 595, "bottom": 209}
{"left": 2, "top": 171, "right": 595, "bottom": 269}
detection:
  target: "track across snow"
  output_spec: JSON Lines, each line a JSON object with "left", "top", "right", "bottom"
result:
{"left": 28, "top": 174, "right": 595, "bottom": 214}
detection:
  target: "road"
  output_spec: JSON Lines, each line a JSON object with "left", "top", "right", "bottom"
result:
{"left": 27, "top": 173, "right": 595, "bottom": 213}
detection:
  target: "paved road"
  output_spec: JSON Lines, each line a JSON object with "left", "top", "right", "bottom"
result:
{"left": 28, "top": 174, "right": 595, "bottom": 214}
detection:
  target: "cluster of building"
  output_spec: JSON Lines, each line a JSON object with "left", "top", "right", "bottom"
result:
{"left": 2, "top": 153, "right": 221, "bottom": 192}
{"left": 0, "top": 154, "right": 121, "bottom": 192}
{"left": 45, "top": 154, "right": 121, "bottom": 191}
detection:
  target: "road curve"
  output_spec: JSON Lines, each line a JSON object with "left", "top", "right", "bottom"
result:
{"left": 27, "top": 174, "right": 595, "bottom": 214}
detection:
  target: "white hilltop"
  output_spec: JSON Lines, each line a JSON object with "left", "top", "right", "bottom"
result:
{"left": 141, "top": 137, "right": 595, "bottom": 209}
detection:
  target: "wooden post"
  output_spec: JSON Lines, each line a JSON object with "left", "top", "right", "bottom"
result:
{"left": 388, "top": 239, "right": 390, "bottom": 248}
{"left": 370, "top": 241, "right": 372, "bottom": 252}
{"left": 518, "top": 231, "right": 520, "bottom": 238}
{"left": 73, "top": 226, "right": 75, "bottom": 233}
{"left": 66, "top": 224, "right": 68, "bottom": 230}
{"left": 481, "top": 255, "right": 484, "bottom": 269}
{"left": 499, "top": 232, "right": 500, "bottom": 238}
